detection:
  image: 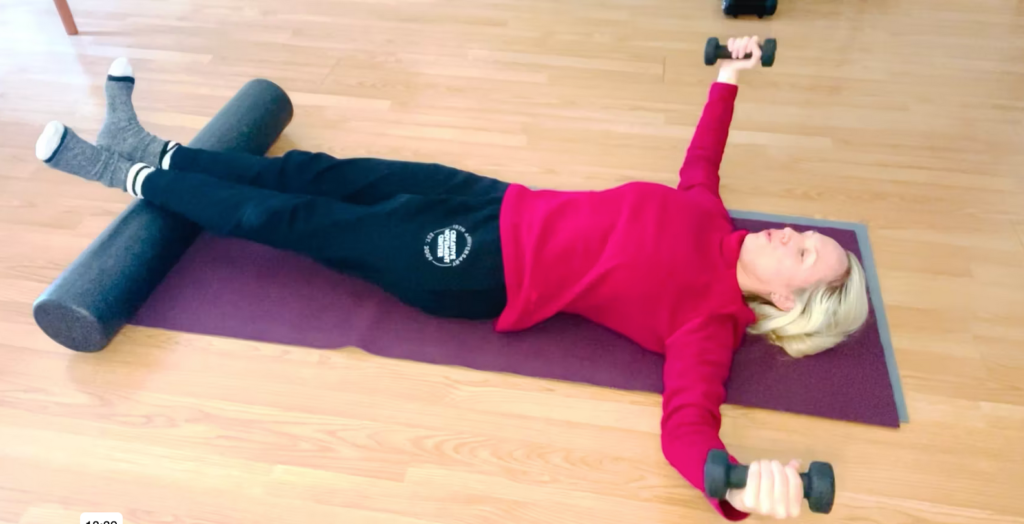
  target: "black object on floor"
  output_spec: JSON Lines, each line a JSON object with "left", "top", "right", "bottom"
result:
{"left": 723, "top": 0, "right": 777, "bottom": 18}
{"left": 704, "top": 449, "right": 836, "bottom": 514}
{"left": 705, "top": 37, "right": 777, "bottom": 67}
{"left": 32, "top": 79, "right": 294, "bottom": 352}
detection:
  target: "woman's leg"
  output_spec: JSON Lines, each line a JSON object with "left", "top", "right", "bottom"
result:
{"left": 94, "top": 58, "right": 509, "bottom": 204}
{"left": 139, "top": 168, "right": 508, "bottom": 319}
{"left": 168, "top": 146, "right": 511, "bottom": 205}
{"left": 38, "top": 121, "right": 508, "bottom": 320}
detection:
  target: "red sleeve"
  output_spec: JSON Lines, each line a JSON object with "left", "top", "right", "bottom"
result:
{"left": 661, "top": 317, "right": 749, "bottom": 521}
{"left": 677, "top": 82, "right": 738, "bottom": 195}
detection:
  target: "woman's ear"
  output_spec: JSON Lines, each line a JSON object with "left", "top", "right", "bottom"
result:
{"left": 770, "top": 291, "right": 795, "bottom": 311}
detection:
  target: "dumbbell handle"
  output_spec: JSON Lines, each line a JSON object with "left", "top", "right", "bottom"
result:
{"left": 722, "top": 465, "right": 814, "bottom": 500}
{"left": 705, "top": 37, "right": 776, "bottom": 67}
{"left": 710, "top": 43, "right": 763, "bottom": 60}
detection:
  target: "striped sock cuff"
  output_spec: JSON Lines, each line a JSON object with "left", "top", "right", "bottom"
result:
{"left": 126, "top": 163, "right": 155, "bottom": 198}
{"left": 106, "top": 74, "right": 136, "bottom": 84}
{"left": 160, "top": 141, "right": 180, "bottom": 170}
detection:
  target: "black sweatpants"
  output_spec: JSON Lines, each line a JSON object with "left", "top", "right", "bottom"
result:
{"left": 139, "top": 147, "right": 511, "bottom": 320}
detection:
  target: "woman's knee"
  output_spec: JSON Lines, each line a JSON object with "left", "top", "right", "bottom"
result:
{"left": 223, "top": 198, "right": 305, "bottom": 240}
{"left": 276, "top": 149, "right": 345, "bottom": 176}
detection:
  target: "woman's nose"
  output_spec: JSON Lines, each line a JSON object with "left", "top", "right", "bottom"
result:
{"left": 781, "top": 228, "right": 792, "bottom": 244}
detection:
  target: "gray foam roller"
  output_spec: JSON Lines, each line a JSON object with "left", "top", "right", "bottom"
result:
{"left": 33, "top": 78, "right": 294, "bottom": 352}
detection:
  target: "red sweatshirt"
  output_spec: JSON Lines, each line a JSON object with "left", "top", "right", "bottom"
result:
{"left": 496, "top": 82, "right": 754, "bottom": 520}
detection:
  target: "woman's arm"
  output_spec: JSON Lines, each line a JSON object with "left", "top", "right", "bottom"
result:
{"left": 662, "top": 318, "right": 806, "bottom": 520}
{"left": 661, "top": 318, "right": 749, "bottom": 521}
{"left": 677, "top": 36, "right": 762, "bottom": 194}
{"left": 676, "top": 83, "right": 738, "bottom": 195}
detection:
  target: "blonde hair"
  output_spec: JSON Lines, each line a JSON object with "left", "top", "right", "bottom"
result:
{"left": 745, "top": 251, "right": 869, "bottom": 358}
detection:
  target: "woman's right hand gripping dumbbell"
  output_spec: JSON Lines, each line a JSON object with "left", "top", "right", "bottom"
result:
{"left": 725, "top": 459, "right": 804, "bottom": 519}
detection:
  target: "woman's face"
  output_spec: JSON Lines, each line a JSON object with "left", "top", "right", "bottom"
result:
{"left": 739, "top": 228, "right": 849, "bottom": 310}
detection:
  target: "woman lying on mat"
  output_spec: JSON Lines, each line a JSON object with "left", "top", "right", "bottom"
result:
{"left": 37, "top": 36, "right": 866, "bottom": 520}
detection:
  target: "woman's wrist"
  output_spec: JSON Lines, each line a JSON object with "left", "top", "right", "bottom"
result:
{"left": 717, "top": 68, "right": 739, "bottom": 85}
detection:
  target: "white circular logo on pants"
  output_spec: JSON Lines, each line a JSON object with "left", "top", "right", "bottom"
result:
{"left": 424, "top": 225, "right": 473, "bottom": 267}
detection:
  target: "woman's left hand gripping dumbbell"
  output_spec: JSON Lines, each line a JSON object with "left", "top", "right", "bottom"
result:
{"left": 725, "top": 459, "right": 804, "bottom": 519}
{"left": 717, "top": 35, "right": 762, "bottom": 85}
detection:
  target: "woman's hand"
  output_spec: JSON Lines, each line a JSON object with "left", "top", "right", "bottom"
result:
{"left": 724, "top": 459, "right": 804, "bottom": 519}
{"left": 717, "top": 36, "right": 762, "bottom": 85}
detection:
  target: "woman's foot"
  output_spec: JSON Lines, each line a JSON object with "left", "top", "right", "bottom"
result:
{"left": 37, "top": 121, "right": 155, "bottom": 198}
{"left": 96, "top": 58, "right": 179, "bottom": 169}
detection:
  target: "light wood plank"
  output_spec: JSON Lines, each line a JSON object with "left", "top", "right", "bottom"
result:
{"left": 2, "top": 0, "right": 1024, "bottom": 522}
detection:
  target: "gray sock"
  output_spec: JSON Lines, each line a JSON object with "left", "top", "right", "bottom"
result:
{"left": 37, "top": 121, "right": 154, "bottom": 197}
{"left": 96, "top": 58, "right": 179, "bottom": 168}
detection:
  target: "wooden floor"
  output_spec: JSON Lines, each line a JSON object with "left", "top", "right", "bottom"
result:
{"left": 2, "top": 0, "right": 1024, "bottom": 522}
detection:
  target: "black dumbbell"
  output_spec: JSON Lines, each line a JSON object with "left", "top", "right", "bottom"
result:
{"left": 704, "top": 449, "right": 835, "bottom": 514}
{"left": 723, "top": 0, "right": 778, "bottom": 18}
{"left": 704, "top": 37, "right": 777, "bottom": 67}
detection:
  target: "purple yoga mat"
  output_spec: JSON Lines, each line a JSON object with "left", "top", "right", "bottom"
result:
{"left": 131, "top": 218, "right": 900, "bottom": 428}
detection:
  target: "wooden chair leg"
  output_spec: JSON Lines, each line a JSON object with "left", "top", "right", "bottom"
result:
{"left": 53, "top": 0, "right": 78, "bottom": 35}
